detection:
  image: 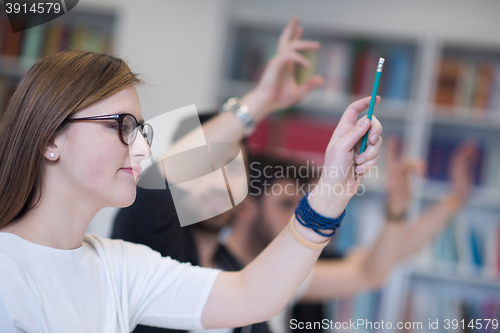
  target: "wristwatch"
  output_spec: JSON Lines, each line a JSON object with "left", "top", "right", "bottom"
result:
{"left": 220, "top": 97, "right": 255, "bottom": 136}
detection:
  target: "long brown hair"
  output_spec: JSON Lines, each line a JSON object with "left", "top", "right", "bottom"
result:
{"left": 0, "top": 51, "right": 142, "bottom": 228}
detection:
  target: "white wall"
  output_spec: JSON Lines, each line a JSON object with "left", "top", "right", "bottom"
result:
{"left": 84, "top": 0, "right": 230, "bottom": 237}
{"left": 230, "top": 0, "right": 500, "bottom": 45}
{"left": 80, "top": 0, "right": 230, "bottom": 117}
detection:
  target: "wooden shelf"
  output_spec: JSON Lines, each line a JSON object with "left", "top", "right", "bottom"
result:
{"left": 408, "top": 264, "right": 500, "bottom": 290}
{"left": 420, "top": 181, "right": 500, "bottom": 210}
{"left": 431, "top": 107, "right": 500, "bottom": 131}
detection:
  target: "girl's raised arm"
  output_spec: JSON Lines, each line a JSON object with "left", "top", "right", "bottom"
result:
{"left": 202, "top": 97, "right": 383, "bottom": 328}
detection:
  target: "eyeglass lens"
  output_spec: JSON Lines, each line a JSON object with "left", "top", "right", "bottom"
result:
{"left": 122, "top": 115, "right": 138, "bottom": 145}
{"left": 122, "top": 114, "right": 153, "bottom": 147}
{"left": 141, "top": 124, "right": 154, "bottom": 147}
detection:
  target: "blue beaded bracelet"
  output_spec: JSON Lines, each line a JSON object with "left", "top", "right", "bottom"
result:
{"left": 294, "top": 192, "right": 346, "bottom": 237}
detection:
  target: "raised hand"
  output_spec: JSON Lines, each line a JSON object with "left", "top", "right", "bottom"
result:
{"left": 242, "top": 16, "right": 324, "bottom": 121}
{"left": 308, "top": 97, "right": 383, "bottom": 217}
{"left": 385, "top": 137, "right": 426, "bottom": 220}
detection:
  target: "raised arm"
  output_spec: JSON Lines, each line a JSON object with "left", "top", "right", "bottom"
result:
{"left": 301, "top": 138, "right": 479, "bottom": 302}
{"left": 201, "top": 97, "right": 384, "bottom": 328}
{"left": 386, "top": 139, "right": 479, "bottom": 259}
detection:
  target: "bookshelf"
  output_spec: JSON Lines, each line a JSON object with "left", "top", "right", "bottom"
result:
{"left": 398, "top": 266, "right": 500, "bottom": 333}
{"left": 218, "top": 3, "right": 500, "bottom": 332}
{"left": 0, "top": 8, "right": 116, "bottom": 117}
{"left": 222, "top": 23, "right": 416, "bottom": 116}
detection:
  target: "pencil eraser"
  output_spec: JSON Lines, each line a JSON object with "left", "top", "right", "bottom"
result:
{"left": 377, "top": 58, "right": 385, "bottom": 72}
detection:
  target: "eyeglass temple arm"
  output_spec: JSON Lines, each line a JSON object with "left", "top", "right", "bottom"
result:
{"left": 65, "top": 115, "right": 121, "bottom": 122}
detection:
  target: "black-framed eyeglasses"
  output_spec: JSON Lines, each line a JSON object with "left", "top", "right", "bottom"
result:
{"left": 64, "top": 113, "right": 154, "bottom": 147}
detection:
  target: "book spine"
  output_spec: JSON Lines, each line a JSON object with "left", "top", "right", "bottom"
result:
{"left": 454, "top": 217, "right": 472, "bottom": 272}
{"left": 385, "top": 48, "right": 411, "bottom": 101}
{"left": 295, "top": 50, "right": 319, "bottom": 86}
{"left": 3, "top": 28, "right": 23, "bottom": 57}
{"left": 434, "top": 58, "right": 461, "bottom": 108}
{"left": 484, "top": 222, "right": 498, "bottom": 277}
{"left": 489, "top": 64, "right": 500, "bottom": 120}
{"left": 321, "top": 41, "right": 350, "bottom": 100}
{"left": 20, "top": 19, "right": 46, "bottom": 69}
{"left": 472, "top": 62, "right": 495, "bottom": 115}
{"left": 350, "top": 41, "right": 368, "bottom": 96}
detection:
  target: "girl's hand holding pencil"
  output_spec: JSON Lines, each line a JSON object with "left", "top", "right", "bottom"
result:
{"left": 308, "top": 96, "right": 383, "bottom": 218}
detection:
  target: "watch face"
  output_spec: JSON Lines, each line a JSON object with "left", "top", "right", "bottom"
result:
{"left": 234, "top": 105, "right": 255, "bottom": 135}
{"left": 222, "top": 99, "right": 255, "bottom": 135}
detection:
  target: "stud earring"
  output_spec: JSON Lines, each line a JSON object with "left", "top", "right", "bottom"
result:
{"left": 49, "top": 153, "right": 55, "bottom": 158}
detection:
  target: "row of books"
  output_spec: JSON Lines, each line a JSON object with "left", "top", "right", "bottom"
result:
{"left": 0, "top": 16, "right": 112, "bottom": 72}
{"left": 247, "top": 114, "right": 338, "bottom": 166}
{"left": 230, "top": 30, "right": 415, "bottom": 102}
{"left": 427, "top": 136, "right": 500, "bottom": 190}
{"left": 248, "top": 113, "right": 389, "bottom": 184}
{"left": 409, "top": 287, "right": 499, "bottom": 333}
{"left": 249, "top": 111, "right": 500, "bottom": 190}
{"left": 319, "top": 42, "right": 413, "bottom": 102}
{"left": 434, "top": 57, "right": 500, "bottom": 119}
{"left": 428, "top": 217, "right": 500, "bottom": 277}
{"left": 248, "top": 113, "right": 500, "bottom": 196}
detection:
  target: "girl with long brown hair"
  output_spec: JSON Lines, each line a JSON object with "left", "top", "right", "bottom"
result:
{"left": 0, "top": 17, "right": 383, "bottom": 332}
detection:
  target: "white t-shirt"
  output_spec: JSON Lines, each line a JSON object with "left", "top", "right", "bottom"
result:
{"left": 0, "top": 232, "right": 221, "bottom": 333}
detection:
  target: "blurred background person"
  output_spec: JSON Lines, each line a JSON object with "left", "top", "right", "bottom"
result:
{"left": 112, "top": 124, "right": 478, "bottom": 333}
{"left": 224, "top": 138, "right": 478, "bottom": 333}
